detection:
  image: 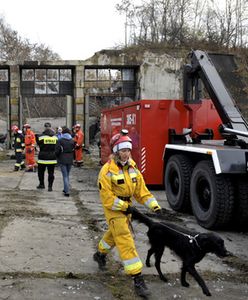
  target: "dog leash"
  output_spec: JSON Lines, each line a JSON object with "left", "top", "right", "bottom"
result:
{"left": 128, "top": 215, "right": 136, "bottom": 238}
{"left": 159, "top": 222, "right": 202, "bottom": 249}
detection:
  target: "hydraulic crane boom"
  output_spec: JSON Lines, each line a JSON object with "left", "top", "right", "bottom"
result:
{"left": 184, "top": 50, "right": 248, "bottom": 143}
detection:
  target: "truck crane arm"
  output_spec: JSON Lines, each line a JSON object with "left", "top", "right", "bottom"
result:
{"left": 184, "top": 50, "right": 248, "bottom": 143}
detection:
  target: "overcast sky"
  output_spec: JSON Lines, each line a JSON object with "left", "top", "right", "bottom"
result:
{"left": 0, "top": 0, "right": 127, "bottom": 60}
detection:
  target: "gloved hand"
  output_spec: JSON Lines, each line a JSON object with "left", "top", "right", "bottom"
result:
{"left": 153, "top": 207, "right": 162, "bottom": 215}
{"left": 124, "top": 205, "right": 135, "bottom": 215}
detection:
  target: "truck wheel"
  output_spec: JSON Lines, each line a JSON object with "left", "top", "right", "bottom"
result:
{"left": 165, "top": 154, "right": 193, "bottom": 212}
{"left": 190, "top": 160, "right": 234, "bottom": 229}
{"left": 233, "top": 178, "right": 248, "bottom": 230}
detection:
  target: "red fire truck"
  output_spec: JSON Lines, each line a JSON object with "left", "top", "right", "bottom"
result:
{"left": 100, "top": 50, "right": 248, "bottom": 230}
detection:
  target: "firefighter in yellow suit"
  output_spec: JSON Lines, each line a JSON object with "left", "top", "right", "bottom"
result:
{"left": 93, "top": 129, "right": 161, "bottom": 298}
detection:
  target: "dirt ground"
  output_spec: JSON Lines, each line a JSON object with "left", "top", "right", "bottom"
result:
{"left": 0, "top": 150, "right": 247, "bottom": 300}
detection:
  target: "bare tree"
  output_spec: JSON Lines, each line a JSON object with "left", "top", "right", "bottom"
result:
{"left": 0, "top": 16, "right": 60, "bottom": 61}
{"left": 168, "top": 0, "right": 191, "bottom": 45}
{"left": 116, "top": 0, "right": 248, "bottom": 49}
{"left": 32, "top": 43, "right": 60, "bottom": 61}
{"left": 159, "top": 0, "right": 170, "bottom": 42}
{"left": 233, "top": 0, "right": 248, "bottom": 47}
{"left": 116, "top": 0, "right": 136, "bottom": 46}
{"left": 190, "top": 0, "right": 206, "bottom": 42}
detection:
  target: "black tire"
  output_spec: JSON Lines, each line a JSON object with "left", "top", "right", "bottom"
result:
{"left": 233, "top": 177, "right": 248, "bottom": 230}
{"left": 165, "top": 154, "right": 193, "bottom": 212}
{"left": 190, "top": 160, "right": 234, "bottom": 229}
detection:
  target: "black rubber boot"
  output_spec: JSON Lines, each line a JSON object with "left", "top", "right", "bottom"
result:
{"left": 37, "top": 184, "right": 45, "bottom": 189}
{"left": 93, "top": 251, "right": 107, "bottom": 271}
{"left": 133, "top": 274, "right": 151, "bottom": 298}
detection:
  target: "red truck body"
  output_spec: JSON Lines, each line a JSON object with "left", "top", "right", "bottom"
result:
{"left": 100, "top": 99, "right": 222, "bottom": 185}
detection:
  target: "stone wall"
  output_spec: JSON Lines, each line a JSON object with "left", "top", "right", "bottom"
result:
{"left": 139, "top": 52, "right": 182, "bottom": 100}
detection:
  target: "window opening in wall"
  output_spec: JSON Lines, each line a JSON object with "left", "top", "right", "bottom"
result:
{"left": 0, "top": 69, "right": 9, "bottom": 95}
{"left": 47, "top": 69, "right": 59, "bottom": 81}
{"left": 85, "top": 69, "right": 97, "bottom": 81}
{"left": 110, "top": 69, "right": 121, "bottom": 80}
{"left": 0, "top": 70, "right": 9, "bottom": 81}
{"left": 22, "top": 69, "right": 34, "bottom": 81}
{"left": 21, "top": 68, "right": 73, "bottom": 96}
{"left": 84, "top": 67, "right": 137, "bottom": 103}
{"left": 98, "top": 69, "right": 109, "bottom": 80}
{"left": 60, "top": 69, "right": 72, "bottom": 81}
{"left": 123, "top": 69, "right": 134, "bottom": 80}
{"left": 35, "top": 69, "right": 46, "bottom": 81}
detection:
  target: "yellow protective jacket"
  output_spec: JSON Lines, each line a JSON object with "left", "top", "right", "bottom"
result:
{"left": 98, "top": 158, "right": 161, "bottom": 222}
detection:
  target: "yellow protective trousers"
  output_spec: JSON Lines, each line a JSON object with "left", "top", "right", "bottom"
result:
{"left": 98, "top": 216, "right": 143, "bottom": 276}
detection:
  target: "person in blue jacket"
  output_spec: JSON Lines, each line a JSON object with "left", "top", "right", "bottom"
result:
{"left": 55, "top": 127, "right": 75, "bottom": 197}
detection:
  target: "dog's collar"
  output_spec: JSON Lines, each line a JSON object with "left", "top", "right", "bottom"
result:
{"left": 159, "top": 222, "right": 202, "bottom": 250}
{"left": 189, "top": 234, "right": 201, "bottom": 250}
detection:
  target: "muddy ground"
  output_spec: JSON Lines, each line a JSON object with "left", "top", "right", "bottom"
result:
{"left": 0, "top": 150, "right": 247, "bottom": 299}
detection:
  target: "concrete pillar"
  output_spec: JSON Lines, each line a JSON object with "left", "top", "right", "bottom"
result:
{"left": 9, "top": 65, "right": 20, "bottom": 127}
{"left": 84, "top": 94, "right": 89, "bottom": 148}
{"left": 19, "top": 95, "right": 23, "bottom": 129}
{"left": 6, "top": 95, "right": 11, "bottom": 148}
{"left": 66, "top": 95, "right": 73, "bottom": 129}
{"left": 74, "top": 65, "right": 85, "bottom": 129}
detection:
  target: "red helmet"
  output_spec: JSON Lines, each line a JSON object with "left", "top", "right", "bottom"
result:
{"left": 11, "top": 125, "right": 19, "bottom": 132}
{"left": 74, "top": 123, "right": 81, "bottom": 131}
{"left": 23, "top": 123, "right": 31, "bottom": 128}
{"left": 111, "top": 131, "right": 132, "bottom": 153}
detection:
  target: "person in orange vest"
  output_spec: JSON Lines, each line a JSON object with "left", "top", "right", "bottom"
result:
{"left": 23, "top": 123, "right": 37, "bottom": 172}
{"left": 73, "top": 123, "right": 84, "bottom": 167}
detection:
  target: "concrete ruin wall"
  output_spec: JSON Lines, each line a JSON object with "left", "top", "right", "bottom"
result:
{"left": 139, "top": 51, "right": 182, "bottom": 100}
{"left": 0, "top": 50, "right": 184, "bottom": 146}
{"left": 87, "top": 50, "right": 183, "bottom": 100}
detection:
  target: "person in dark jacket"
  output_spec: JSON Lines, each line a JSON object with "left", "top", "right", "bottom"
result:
{"left": 11, "top": 125, "right": 25, "bottom": 171}
{"left": 55, "top": 127, "right": 75, "bottom": 197}
{"left": 36, "top": 122, "right": 58, "bottom": 191}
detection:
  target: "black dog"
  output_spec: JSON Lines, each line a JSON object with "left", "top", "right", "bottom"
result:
{"left": 130, "top": 207, "right": 229, "bottom": 296}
